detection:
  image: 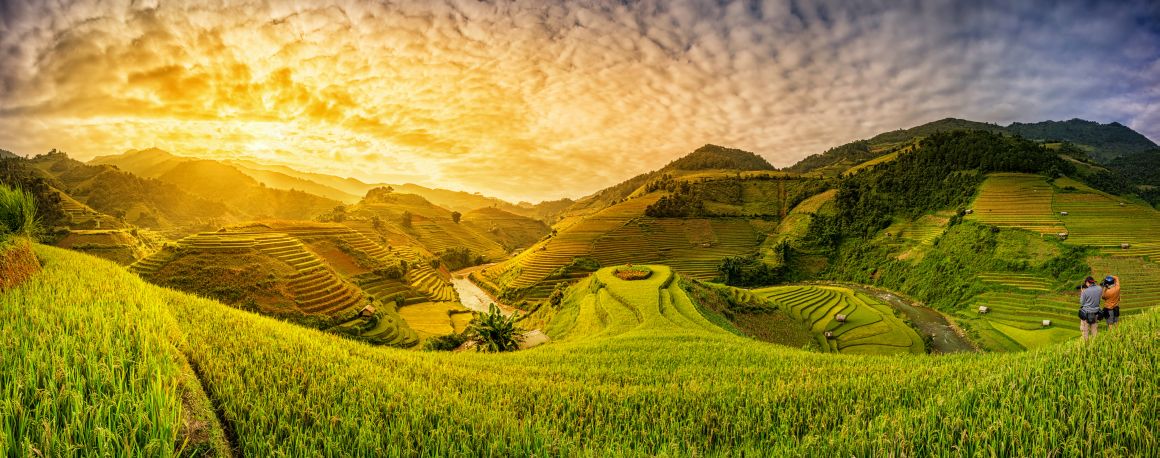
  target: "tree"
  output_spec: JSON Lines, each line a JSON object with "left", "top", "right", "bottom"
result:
{"left": 371, "top": 215, "right": 383, "bottom": 229}
{"left": 548, "top": 285, "right": 565, "bottom": 308}
{"left": 401, "top": 211, "right": 413, "bottom": 228}
{"left": 451, "top": 211, "right": 462, "bottom": 224}
{"left": 467, "top": 304, "right": 524, "bottom": 352}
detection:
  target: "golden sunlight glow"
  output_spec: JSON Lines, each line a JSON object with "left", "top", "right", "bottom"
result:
{"left": 0, "top": 1, "right": 1155, "bottom": 201}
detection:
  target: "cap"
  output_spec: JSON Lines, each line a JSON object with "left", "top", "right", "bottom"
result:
{"left": 1104, "top": 275, "right": 1115, "bottom": 284}
{"left": 1085, "top": 276, "right": 1096, "bottom": 284}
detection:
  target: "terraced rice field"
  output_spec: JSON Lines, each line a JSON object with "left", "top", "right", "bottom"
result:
{"left": 967, "top": 292, "right": 1081, "bottom": 351}
{"left": 410, "top": 218, "right": 507, "bottom": 260}
{"left": 977, "top": 272, "right": 1053, "bottom": 291}
{"left": 1051, "top": 178, "right": 1160, "bottom": 256}
{"left": 969, "top": 259, "right": 1159, "bottom": 352}
{"left": 591, "top": 218, "right": 759, "bottom": 280}
{"left": 895, "top": 214, "right": 949, "bottom": 244}
{"left": 131, "top": 232, "right": 363, "bottom": 314}
{"left": 546, "top": 265, "right": 726, "bottom": 340}
{"left": 1087, "top": 257, "right": 1160, "bottom": 310}
{"left": 753, "top": 286, "right": 924, "bottom": 355}
{"left": 967, "top": 173, "right": 1065, "bottom": 234}
{"left": 482, "top": 195, "right": 662, "bottom": 292}
{"left": 397, "top": 302, "right": 472, "bottom": 338}
{"left": 8, "top": 247, "right": 1156, "bottom": 455}
{"left": 483, "top": 194, "right": 764, "bottom": 297}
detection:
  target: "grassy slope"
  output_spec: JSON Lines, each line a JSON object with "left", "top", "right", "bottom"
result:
{"left": 1, "top": 246, "right": 229, "bottom": 456}
{"left": 4, "top": 246, "right": 1157, "bottom": 455}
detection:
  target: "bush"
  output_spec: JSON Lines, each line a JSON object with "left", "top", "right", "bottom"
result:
{"left": 0, "top": 183, "right": 39, "bottom": 240}
{"left": 423, "top": 332, "right": 468, "bottom": 351}
{"left": 467, "top": 304, "right": 524, "bottom": 352}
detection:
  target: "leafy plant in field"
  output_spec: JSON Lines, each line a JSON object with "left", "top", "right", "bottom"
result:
{"left": 467, "top": 304, "right": 524, "bottom": 352}
{"left": 0, "top": 183, "right": 38, "bottom": 240}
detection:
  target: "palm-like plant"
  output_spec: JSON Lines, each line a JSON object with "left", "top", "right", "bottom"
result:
{"left": 467, "top": 304, "right": 525, "bottom": 352}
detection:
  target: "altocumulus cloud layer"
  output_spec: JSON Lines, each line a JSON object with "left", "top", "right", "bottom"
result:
{"left": 0, "top": 0, "right": 1157, "bottom": 201}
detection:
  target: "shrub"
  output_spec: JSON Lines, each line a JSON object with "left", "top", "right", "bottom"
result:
{"left": 423, "top": 332, "right": 468, "bottom": 351}
{"left": 0, "top": 183, "right": 39, "bottom": 240}
{"left": 467, "top": 304, "right": 524, "bottom": 352}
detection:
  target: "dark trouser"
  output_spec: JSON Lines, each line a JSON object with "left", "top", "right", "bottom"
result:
{"left": 1105, "top": 307, "right": 1120, "bottom": 325}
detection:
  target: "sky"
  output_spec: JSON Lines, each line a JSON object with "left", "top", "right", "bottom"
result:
{"left": 0, "top": 0, "right": 1157, "bottom": 202}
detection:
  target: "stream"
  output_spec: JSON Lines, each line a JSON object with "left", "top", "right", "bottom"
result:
{"left": 449, "top": 264, "right": 550, "bottom": 350}
{"left": 449, "top": 263, "right": 515, "bottom": 316}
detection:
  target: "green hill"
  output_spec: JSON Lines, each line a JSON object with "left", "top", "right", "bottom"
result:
{"left": 788, "top": 117, "right": 1157, "bottom": 174}
{"left": 476, "top": 143, "right": 827, "bottom": 301}
{"left": 1007, "top": 119, "right": 1157, "bottom": 162}
{"left": 2, "top": 245, "right": 1154, "bottom": 455}
{"left": 662, "top": 144, "right": 775, "bottom": 171}
{"left": 795, "top": 130, "right": 1160, "bottom": 350}
{"left": 22, "top": 150, "right": 234, "bottom": 230}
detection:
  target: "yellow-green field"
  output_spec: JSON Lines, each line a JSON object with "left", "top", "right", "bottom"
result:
{"left": 752, "top": 285, "right": 924, "bottom": 355}
{"left": 967, "top": 173, "right": 1065, "bottom": 234}
{"left": 3, "top": 246, "right": 1155, "bottom": 455}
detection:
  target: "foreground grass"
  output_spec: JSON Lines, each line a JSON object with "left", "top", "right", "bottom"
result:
{"left": 3, "top": 246, "right": 1157, "bottom": 456}
{"left": 0, "top": 246, "right": 227, "bottom": 456}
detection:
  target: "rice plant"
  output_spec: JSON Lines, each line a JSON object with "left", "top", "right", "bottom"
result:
{"left": 0, "top": 183, "right": 38, "bottom": 240}
{"left": 3, "top": 245, "right": 1156, "bottom": 456}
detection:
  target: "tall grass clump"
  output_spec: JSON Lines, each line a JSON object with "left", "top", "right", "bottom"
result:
{"left": 0, "top": 183, "right": 38, "bottom": 240}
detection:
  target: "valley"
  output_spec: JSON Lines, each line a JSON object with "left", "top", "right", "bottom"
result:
{"left": 2, "top": 117, "right": 1158, "bottom": 455}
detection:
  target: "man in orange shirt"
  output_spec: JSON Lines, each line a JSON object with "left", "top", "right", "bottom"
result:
{"left": 1101, "top": 275, "right": 1121, "bottom": 330}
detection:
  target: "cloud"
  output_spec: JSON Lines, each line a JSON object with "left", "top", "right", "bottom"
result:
{"left": 0, "top": 0, "right": 1157, "bottom": 202}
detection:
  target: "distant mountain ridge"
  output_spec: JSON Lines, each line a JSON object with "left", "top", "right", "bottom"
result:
{"left": 1006, "top": 119, "right": 1156, "bottom": 162}
{"left": 789, "top": 117, "right": 1157, "bottom": 173}
{"left": 91, "top": 149, "right": 564, "bottom": 221}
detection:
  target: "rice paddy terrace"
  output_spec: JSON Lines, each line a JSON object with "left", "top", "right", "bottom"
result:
{"left": 478, "top": 192, "right": 764, "bottom": 299}
{"left": 129, "top": 226, "right": 421, "bottom": 346}
{"left": 961, "top": 172, "right": 1160, "bottom": 350}
{"left": 752, "top": 286, "right": 925, "bottom": 355}
{"left": 344, "top": 192, "right": 546, "bottom": 261}
{"left": 546, "top": 265, "right": 726, "bottom": 340}
{"left": 4, "top": 246, "right": 1155, "bottom": 455}
{"left": 967, "top": 173, "right": 1067, "bottom": 235}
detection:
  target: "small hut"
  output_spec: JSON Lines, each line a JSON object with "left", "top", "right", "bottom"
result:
{"left": 1041, "top": 319, "right": 1051, "bottom": 327}
{"left": 824, "top": 331, "right": 835, "bottom": 339}
{"left": 360, "top": 304, "right": 377, "bottom": 317}
{"left": 1059, "top": 211, "right": 1069, "bottom": 216}
{"left": 964, "top": 209, "right": 974, "bottom": 215}
{"left": 978, "top": 305, "right": 990, "bottom": 314}
{"left": 1122, "top": 243, "right": 1131, "bottom": 250}
{"left": 835, "top": 314, "right": 848, "bottom": 323}
{"left": 1057, "top": 232, "right": 1069, "bottom": 240}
